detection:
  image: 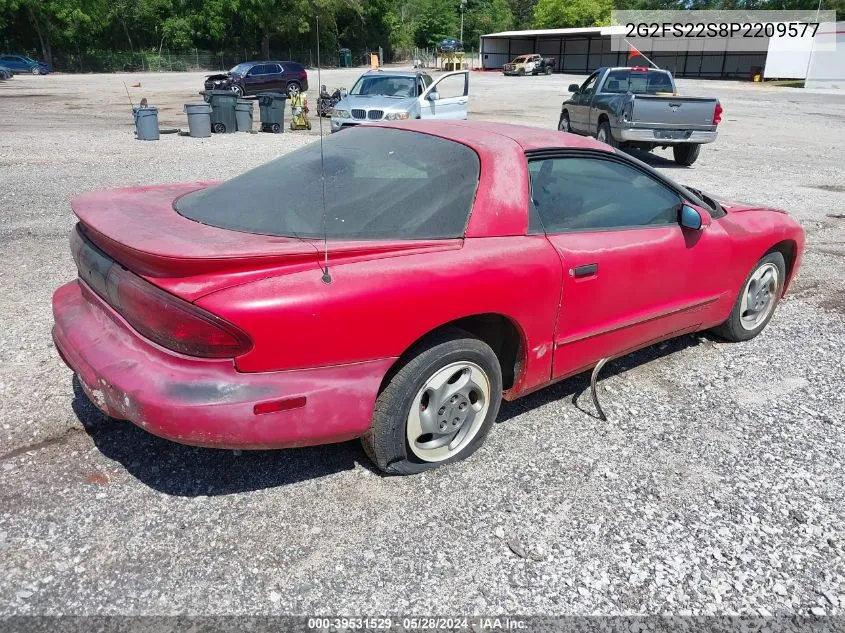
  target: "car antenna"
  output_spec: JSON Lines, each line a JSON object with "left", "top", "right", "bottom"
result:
{"left": 316, "top": 14, "right": 331, "bottom": 285}
{"left": 122, "top": 81, "right": 135, "bottom": 113}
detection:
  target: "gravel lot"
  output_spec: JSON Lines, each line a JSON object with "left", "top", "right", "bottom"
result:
{"left": 1, "top": 68, "right": 844, "bottom": 618}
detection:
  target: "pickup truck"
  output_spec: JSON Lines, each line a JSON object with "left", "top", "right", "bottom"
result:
{"left": 558, "top": 66, "right": 721, "bottom": 166}
{"left": 503, "top": 54, "right": 555, "bottom": 76}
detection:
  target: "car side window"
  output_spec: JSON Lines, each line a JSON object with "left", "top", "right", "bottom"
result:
{"left": 528, "top": 157, "right": 682, "bottom": 233}
{"left": 270, "top": 63, "right": 282, "bottom": 74}
{"left": 580, "top": 72, "right": 599, "bottom": 95}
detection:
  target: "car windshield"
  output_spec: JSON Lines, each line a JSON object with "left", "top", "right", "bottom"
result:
{"left": 229, "top": 63, "right": 251, "bottom": 75}
{"left": 349, "top": 75, "right": 417, "bottom": 98}
{"left": 512, "top": 56, "right": 527, "bottom": 63}
{"left": 176, "top": 128, "right": 480, "bottom": 240}
{"left": 602, "top": 69, "right": 674, "bottom": 94}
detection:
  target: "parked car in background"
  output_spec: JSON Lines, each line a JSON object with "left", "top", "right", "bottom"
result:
{"left": 437, "top": 38, "right": 463, "bottom": 53}
{"left": 0, "top": 54, "right": 52, "bottom": 74}
{"left": 203, "top": 61, "right": 308, "bottom": 97}
{"left": 330, "top": 69, "right": 469, "bottom": 132}
{"left": 559, "top": 66, "right": 721, "bottom": 166}
{"left": 503, "top": 54, "right": 555, "bottom": 76}
{"left": 52, "top": 121, "right": 803, "bottom": 474}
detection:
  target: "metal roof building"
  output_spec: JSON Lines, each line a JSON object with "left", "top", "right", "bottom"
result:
{"left": 479, "top": 26, "right": 769, "bottom": 79}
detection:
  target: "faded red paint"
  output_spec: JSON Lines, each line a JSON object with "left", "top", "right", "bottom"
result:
{"left": 52, "top": 121, "right": 805, "bottom": 450}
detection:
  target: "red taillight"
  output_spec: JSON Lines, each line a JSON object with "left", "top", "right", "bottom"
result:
{"left": 713, "top": 102, "right": 723, "bottom": 125}
{"left": 72, "top": 228, "right": 252, "bottom": 359}
{"left": 299, "top": 70, "right": 307, "bottom": 79}
{"left": 109, "top": 267, "right": 252, "bottom": 358}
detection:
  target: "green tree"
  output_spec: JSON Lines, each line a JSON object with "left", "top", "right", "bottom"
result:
{"left": 533, "top": 0, "right": 612, "bottom": 28}
{"left": 414, "top": 0, "right": 459, "bottom": 47}
{"left": 463, "top": 0, "right": 513, "bottom": 45}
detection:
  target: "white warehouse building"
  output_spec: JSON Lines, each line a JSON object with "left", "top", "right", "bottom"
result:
{"left": 479, "top": 23, "right": 845, "bottom": 83}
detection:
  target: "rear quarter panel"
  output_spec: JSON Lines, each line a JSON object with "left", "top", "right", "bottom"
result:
{"left": 196, "top": 236, "right": 563, "bottom": 396}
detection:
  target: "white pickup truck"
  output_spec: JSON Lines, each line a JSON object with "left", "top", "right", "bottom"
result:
{"left": 558, "top": 66, "right": 722, "bottom": 166}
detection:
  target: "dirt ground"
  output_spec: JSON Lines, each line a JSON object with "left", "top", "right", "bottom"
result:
{"left": 1, "top": 67, "right": 844, "bottom": 617}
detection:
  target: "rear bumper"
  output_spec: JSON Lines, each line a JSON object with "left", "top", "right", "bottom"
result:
{"left": 616, "top": 126, "right": 718, "bottom": 144}
{"left": 52, "top": 281, "right": 394, "bottom": 449}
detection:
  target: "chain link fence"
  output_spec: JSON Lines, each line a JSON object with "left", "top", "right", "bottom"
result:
{"left": 49, "top": 48, "right": 379, "bottom": 73}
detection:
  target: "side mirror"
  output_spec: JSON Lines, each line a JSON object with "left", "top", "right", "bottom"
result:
{"left": 427, "top": 90, "right": 440, "bottom": 101}
{"left": 679, "top": 204, "right": 710, "bottom": 231}
{"left": 568, "top": 84, "right": 580, "bottom": 93}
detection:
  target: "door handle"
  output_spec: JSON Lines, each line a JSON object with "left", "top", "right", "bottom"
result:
{"left": 570, "top": 263, "right": 598, "bottom": 278}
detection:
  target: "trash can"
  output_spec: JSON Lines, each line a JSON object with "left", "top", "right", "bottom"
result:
{"left": 183, "top": 102, "right": 212, "bottom": 138}
{"left": 235, "top": 99, "right": 254, "bottom": 132}
{"left": 257, "top": 92, "right": 287, "bottom": 133}
{"left": 200, "top": 89, "right": 238, "bottom": 133}
{"left": 338, "top": 48, "right": 352, "bottom": 68}
{"left": 133, "top": 106, "right": 159, "bottom": 141}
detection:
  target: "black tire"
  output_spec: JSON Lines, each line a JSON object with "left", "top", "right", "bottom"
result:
{"left": 212, "top": 122, "right": 226, "bottom": 133}
{"left": 558, "top": 111, "right": 571, "bottom": 133}
{"left": 231, "top": 85, "right": 244, "bottom": 97}
{"left": 673, "top": 143, "right": 701, "bottom": 166}
{"left": 286, "top": 81, "right": 301, "bottom": 96}
{"left": 31, "top": 66, "right": 41, "bottom": 75}
{"left": 710, "top": 252, "right": 786, "bottom": 342}
{"left": 271, "top": 123, "right": 281, "bottom": 133}
{"left": 362, "top": 328, "right": 503, "bottom": 475}
{"left": 597, "top": 120, "right": 618, "bottom": 148}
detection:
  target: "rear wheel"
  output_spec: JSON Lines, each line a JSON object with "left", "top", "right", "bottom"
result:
{"left": 286, "top": 81, "right": 301, "bottom": 97}
{"left": 673, "top": 143, "right": 701, "bottom": 166}
{"left": 31, "top": 66, "right": 41, "bottom": 75}
{"left": 362, "top": 328, "right": 502, "bottom": 475}
{"left": 711, "top": 252, "right": 785, "bottom": 342}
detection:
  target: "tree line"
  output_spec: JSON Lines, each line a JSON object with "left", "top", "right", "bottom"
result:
{"left": 0, "top": 0, "right": 839, "bottom": 70}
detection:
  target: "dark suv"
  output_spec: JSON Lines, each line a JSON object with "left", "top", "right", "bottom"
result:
{"left": 204, "top": 61, "right": 309, "bottom": 97}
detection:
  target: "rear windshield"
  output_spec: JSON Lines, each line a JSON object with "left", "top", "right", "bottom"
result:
{"left": 602, "top": 69, "right": 674, "bottom": 94}
{"left": 176, "top": 128, "right": 480, "bottom": 240}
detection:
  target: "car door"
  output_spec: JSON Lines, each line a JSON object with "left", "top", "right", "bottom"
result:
{"left": 569, "top": 71, "right": 600, "bottom": 134}
{"left": 420, "top": 71, "right": 469, "bottom": 120}
{"left": 243, "top": 64, "right": 268, "bottom": 94}
{"left": 1, "top": 56, "right": 23, "bottom": 71}
{"left": 528, "top": 152, "right": 730, "bottom": 380}
{"left": 266, "top": 63, "right": 284, "bottom": 90}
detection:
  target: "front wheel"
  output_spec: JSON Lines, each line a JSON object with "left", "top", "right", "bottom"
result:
{"left": 673, "top": 143, "right": 701, "bottom": 166}
{"left": 362, "top": 328, "right": 503, "bottom": 475}
{"left": 286, "top": 81, "right": 301, "bottom": 97}
{"left": 230, "top": 85, "right": 244, "bottom": 97}
{"left": 597, "top": 121, "right": 618, "bottom": 148}
{"left": 711, "top": 252, "right": 786, "bottom": 342}
{"left": 517, "top": 68, "right": 525, "bottom": 76}
{"left": 558, "top": 111, "right": 571, "bottom": 133}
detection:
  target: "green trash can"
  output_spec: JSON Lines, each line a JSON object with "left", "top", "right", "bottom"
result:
{"left": 339, "top": 48, "right": 352, "bottom": 68}
{"left": 257, "top": 92, "right": 287, "bottom": 133}
{"left": 200, "top": 89, "right": 237, "bottom": 133}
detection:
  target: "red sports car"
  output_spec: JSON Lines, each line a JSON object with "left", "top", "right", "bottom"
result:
{"left": 52, "top": 121, "right": 804, "bottom": 474}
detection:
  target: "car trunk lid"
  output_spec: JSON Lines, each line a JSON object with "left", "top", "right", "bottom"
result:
{"left": 72, "top": 182, "right": 461, "bottom": 301}
{"left": 630, "top": 95, "right": 719, "bottom": 130}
